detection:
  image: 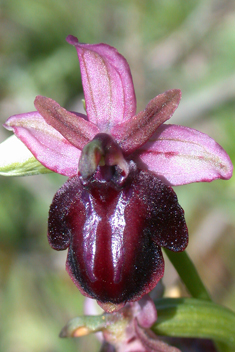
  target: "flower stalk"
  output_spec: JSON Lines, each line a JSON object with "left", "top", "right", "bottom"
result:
{"left": 164, "top": 249, "right": 211, "bottom": 301}
{"left": 164, "top": 249, "right": 234, "bottom": 352}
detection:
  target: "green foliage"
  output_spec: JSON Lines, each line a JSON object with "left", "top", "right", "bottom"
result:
{"left": 154, "top": 298, "right": 235, "bottom": 349}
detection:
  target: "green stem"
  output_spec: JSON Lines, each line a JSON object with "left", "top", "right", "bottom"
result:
{"left": 164, "top": 249, "right": 211, "bottom": 301}
{"left": 163, "top": 249, "right": 233, "bottom": 352}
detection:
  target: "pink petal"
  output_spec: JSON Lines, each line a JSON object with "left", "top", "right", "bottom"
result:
{"left": 66, "top": 35, "right": 136, "bottom": 131}
{"left": 111, "top": 90, "right": 181, "bottom": 155}
{"left": 134, "top": 320, "right": 181, "bottom": 352}
{"left": 135, "top": 295, "right": 157, "bottom": 329}
{"left": 4, "top": 111, "right": 80, "bottom": 177}
{"left": 34, "top": 96, "right": 100, "bottom": 150}
{"left": 133, "top": 124, "right": 233, "bottom": 186}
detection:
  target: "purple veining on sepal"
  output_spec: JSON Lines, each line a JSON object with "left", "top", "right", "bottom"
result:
{"left": 133, "top": 124, "right": 233, "bottom": 186}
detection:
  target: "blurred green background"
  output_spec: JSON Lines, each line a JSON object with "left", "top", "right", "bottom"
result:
{"left": 0, "top": 0, "right": 235, "bottom": 351}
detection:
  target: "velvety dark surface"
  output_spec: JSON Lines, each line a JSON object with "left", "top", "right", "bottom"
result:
{"left": 48, "top": 163, "right": 188, "bottom": 304}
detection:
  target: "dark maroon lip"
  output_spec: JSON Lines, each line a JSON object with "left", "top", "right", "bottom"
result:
{"left": 48, "top": 160, "right": 188, "bottom": 310}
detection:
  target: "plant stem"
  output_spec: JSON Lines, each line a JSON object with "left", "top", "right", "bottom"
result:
{"left": 163, "top": 249, "right": 233, "bottom": 352}
{"left": 163, "top": 249, "right": 210, "bottom": 301}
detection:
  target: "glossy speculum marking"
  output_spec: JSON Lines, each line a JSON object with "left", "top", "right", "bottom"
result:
{"left": 48, "top": 160, "right": 188, "bottom": 310}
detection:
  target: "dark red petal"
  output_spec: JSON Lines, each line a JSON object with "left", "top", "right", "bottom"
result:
{"left": 48, "top": 164, "right": 187, "bottom": 310}
{"left": 34, "top": 96, "right": 100, "bottom": 150}
{"left": 111, "top": 89, "right": 181, "bottom": 155}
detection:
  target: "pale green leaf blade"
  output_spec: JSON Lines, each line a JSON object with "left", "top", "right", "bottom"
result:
{"left": 153, "top": 298, "right": 235, "bottom": 348}
{"left": 0, "top": 135, "right": 52, "bottom": 176}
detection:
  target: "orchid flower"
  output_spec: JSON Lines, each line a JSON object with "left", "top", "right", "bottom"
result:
{"left": 2, "top": 35, "right": 233, "bottom": 313}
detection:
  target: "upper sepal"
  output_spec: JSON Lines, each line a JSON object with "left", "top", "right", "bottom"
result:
{"left": 133, "top": 124, "right": 233, "bottom": 186}
{"left": 66, "top": 35, "right": 136, "bottom": 131}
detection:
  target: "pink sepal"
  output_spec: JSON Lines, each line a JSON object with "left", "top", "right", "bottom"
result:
{"left": 134, "top": 295, "right": 157, "bottom": 328}
{"left": 34, "top": 96, "right": 100, "bottom": 150}
{"left": 66, "top": 35, "right": 136, "bottom": 131}
{"left": 133, "top": 124, "right": 233, "bottom": 186}
{"left": 4, "top": 111, "right": 80, "bottom": 177}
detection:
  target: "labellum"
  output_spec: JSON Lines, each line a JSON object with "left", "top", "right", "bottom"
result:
{"left": 48, "top": 133, "right": 188, "bottom": 312}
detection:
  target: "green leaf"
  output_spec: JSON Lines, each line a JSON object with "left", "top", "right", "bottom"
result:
{"left": 164, "top": 249, "right": 233, "bottom": 351}
{"left": 0, "top": 135, "right": 52, "bottom": 176}
{"left": 153, "top": 298, "right": 235, "bottom": 348}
